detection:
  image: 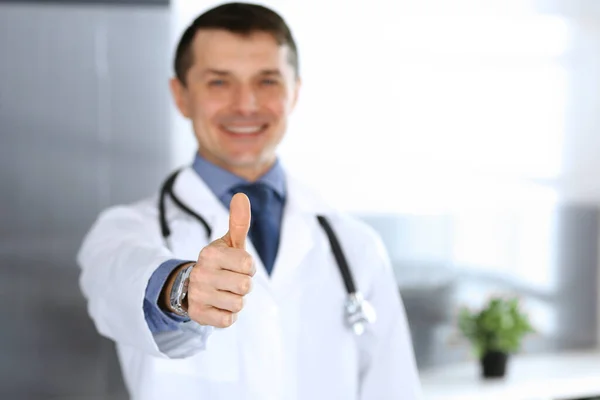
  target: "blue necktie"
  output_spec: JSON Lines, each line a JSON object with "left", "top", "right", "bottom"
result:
{"left": 231, "top": 183, "right": 279, "bottom": 275}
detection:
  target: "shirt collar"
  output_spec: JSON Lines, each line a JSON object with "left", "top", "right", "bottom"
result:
{"left": 191, "top": 154, "right": 286, "bottom": 201}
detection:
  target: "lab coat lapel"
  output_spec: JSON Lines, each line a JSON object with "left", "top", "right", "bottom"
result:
{"left": 171, "top": 168, "right": 273, "bottom": 292}
{"left": 270, "top": 175, "right": 328, "bottom": 291}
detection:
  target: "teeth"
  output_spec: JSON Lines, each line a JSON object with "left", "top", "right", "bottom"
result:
{"left": 224, "top": 125, "right": 263, "bottom": 134}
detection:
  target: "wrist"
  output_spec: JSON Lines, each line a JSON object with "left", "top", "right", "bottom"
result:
{"left": 160, "top": 262, "right": 194, "bottom": 314}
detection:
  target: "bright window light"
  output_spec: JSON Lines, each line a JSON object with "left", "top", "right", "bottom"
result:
{"left": 172, "top": 2, "right": 570, "bottom": 216}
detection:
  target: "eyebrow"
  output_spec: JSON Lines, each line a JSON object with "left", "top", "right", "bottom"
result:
{"left": 259, "top": 69, "right": 283, "bottom": 76}
{"left": 202, "top": 68, "right": 283, "bottom": 77}
{"left": 203, "top": 69, "right": 230, "bottom": 76}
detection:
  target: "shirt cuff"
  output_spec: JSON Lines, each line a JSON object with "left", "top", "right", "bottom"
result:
{"left": 143, "top": 259, "right": 193, "bottom": 334}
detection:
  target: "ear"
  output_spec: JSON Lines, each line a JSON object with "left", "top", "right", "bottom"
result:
{"left": 169, "top": 77, "right": 192, "bottom": 118}
{"left": 289, "top": 77, "right": 301, "bottom": 111}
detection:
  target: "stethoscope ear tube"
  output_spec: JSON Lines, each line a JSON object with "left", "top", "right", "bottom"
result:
{"left": 159, "top": 169, "right": 181, "bottom": 239}
{"left": 317, "top": 215, "right": 357, "bottom": 294}
{"left": 159, "top": 169, "right": 212, "bottom": 241}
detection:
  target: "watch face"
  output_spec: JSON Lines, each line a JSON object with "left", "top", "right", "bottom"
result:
{"left": 181, "top": 276, "right": 190, "bottom": 309}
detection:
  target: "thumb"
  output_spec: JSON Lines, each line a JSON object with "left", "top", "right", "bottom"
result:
{"left": 224, "top": 192, "right": 251, "bottom": 249}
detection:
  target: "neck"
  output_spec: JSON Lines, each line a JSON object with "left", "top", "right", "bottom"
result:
{"left": 198, "top": 150, "right": 275, "bottom": 182}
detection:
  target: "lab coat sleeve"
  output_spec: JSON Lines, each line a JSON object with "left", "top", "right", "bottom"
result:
{"left": 359, "top": 230, "right": 423, "bottom": 400}
{"left": 144, "top": 259, "right": 192, "bottom": 333}
{"left": 77, "top": 204, "right": 212, "bottom": 359}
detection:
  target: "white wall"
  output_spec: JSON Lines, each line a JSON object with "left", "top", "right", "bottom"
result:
{"left": 170, "top": 0, "right": 600, "bottom": 214}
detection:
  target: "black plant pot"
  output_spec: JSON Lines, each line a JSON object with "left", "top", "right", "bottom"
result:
{"left": 481, "top": 351, "right": 508, "bottom": 379}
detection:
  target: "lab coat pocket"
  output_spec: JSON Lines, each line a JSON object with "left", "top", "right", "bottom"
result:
{"left": 154, "top": 326, "right": 240, "bottom": 382}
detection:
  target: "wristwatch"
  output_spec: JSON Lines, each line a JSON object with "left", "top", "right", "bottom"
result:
{"left": 169, "top": 263, "right": 195, "bottom": 317}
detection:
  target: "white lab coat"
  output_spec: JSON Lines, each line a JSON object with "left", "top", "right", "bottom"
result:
{"left": 77, "top": 166, "right": 422, "bottom": 400}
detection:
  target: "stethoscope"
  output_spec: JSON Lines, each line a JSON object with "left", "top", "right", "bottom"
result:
{"left": 158, "top": 169, "right": 377, "bottom": 336}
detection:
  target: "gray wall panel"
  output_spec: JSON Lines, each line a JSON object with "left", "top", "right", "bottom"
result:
{"left": 0, "top": 2, "right": 171, "bottom": 398}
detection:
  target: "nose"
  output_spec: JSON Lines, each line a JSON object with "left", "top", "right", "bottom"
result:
{"left": 233, "top": 85, "right": 259, "bottom": 115}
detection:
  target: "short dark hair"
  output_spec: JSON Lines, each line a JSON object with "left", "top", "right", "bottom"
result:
{"left": 174, "top": 2, "right": 299, "bottom": 85}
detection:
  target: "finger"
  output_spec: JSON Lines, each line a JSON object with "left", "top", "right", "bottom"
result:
{"left": 196, "top": 244, "right": 225, "bottom": 270}
{"left": 195, "top": 245, "right": 255, "bottom": 277}
{"left": 212, "top": 269, "right": 253, "bottom": 295}
{"left": 189, "top": 305, "right": 237, "bottom": 329}
{"left": 205, "top": 290, "right": 245, "bottom": 314}
{"left": 217, "top": 247, "right": 255, "bottom": 276}
{"left": 224, "top": 192, "right": 251, "bottom": 249}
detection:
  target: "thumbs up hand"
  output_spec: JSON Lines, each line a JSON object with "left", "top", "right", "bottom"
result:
{"left": 184, "top": 193, "right": 255, "bottom": 328}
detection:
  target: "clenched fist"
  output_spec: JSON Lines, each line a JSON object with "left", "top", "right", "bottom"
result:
{"left": 162, "top": 193, "right": 255, "bottom": 328}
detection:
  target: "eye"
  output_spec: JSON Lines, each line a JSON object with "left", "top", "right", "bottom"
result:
{"left": 261, "top": 78, "right": 278, "bottom": 86}
{"left": 208, "top": 79, "right": 227, "bottom": 87}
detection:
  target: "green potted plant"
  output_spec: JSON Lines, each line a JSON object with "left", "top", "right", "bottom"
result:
{"left": 458, "top": 296, "right": 535, "bottom": 379}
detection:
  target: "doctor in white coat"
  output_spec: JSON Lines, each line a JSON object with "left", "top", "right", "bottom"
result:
{"left": 77, "top": 2, "right": 422, "bottom": 399}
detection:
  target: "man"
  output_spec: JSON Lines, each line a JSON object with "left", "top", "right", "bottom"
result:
{"left": 77, "top": 2, "right": 422, "bottom": 399}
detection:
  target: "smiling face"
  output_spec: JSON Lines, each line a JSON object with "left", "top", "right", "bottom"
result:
{"left": 170, "top": 29, "right": 300, "bottom": 180}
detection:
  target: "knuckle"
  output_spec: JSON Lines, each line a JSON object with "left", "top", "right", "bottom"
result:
{"left": 238, "top": 276, "right": 252, "bottom": 294}
{"left": 199, "top": 245, "right": 219, "bottom": 261}
{"left": 192, "top": 306, "right": 213, "bottom": 326}
{"left": 231, "top": 296, "right": 244, "bottom": 313}
{"left": 241, "top": 253, "right": 254, "bottom": 274}
{"left": 211, "top": 317, "right": 224, "bottom": 328}
{"left": 221, "top": 313, "right": 234, "bottom": 328}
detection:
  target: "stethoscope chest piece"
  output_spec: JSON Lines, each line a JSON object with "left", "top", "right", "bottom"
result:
{"left": 345, "top": 292, "right": 377, "bottom": 336}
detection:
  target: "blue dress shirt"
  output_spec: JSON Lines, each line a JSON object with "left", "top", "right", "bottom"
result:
{"left": 143, "top": 154, "right": 286, "bottom": 333}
